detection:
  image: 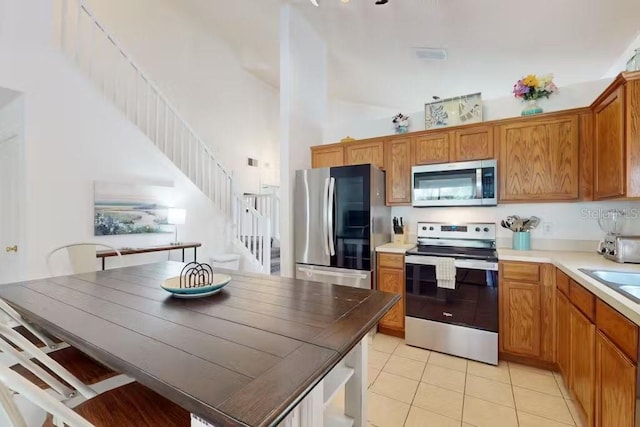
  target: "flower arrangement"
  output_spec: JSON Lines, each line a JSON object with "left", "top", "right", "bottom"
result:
{"left": 513, "top": 74, "right": 558, "bottom": 101}
{"left": 392, "top": 113, "right": 410, "bottom": 133}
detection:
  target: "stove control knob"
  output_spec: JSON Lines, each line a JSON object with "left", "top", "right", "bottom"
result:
{"left": 429, "top": 226, "right": 434, "bottom": 231}
{"left": 475, "top": 227, "right": 481, "bottom": 232}
{"left": 483, "top": 227, "right": 490, "bottom": 232}
{"left": 422, "top": 226, "right": 427, "bottom": 231}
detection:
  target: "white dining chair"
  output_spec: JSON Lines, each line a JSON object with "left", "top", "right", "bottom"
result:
{"left": 0, "top": 302, "right": 133, "bottom": 407}
{"left": 0, "top": 366, "right": 94, "bottom": 427}
{"left": 46, "top": 243, "right": 123, "bottom": 276}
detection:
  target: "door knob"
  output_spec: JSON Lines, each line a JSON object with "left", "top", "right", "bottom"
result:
{"left": 5, "top": 245, "right": 17, "bottom": 253}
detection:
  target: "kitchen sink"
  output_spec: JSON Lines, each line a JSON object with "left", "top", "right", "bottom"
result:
{"left": 579, "top": 269, "right": 640, "bottom": 304}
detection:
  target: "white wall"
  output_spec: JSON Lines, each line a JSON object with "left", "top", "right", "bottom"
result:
{"left": 392, "top": 201, "right": 640, "bottom": 251}
{"left": 0, "top": 0, "right": 231, "bottom": 279}
{"left": 279, "top": 5, "right": 327, "bottom": 277}
{"left": 604, "top": 30, "right": 640, "bottom": 77}
{"left": 84, "top": 0, "right": 280, "bottom": 194}
{"left": 325, "top": 78, "right": 613, "bottom": 143}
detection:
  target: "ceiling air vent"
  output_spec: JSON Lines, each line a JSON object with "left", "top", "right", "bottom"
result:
{"left": 414, "top": 48, "right": 447, "bottom": 61}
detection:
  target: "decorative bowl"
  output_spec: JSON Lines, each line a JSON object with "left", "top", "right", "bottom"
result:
{"left": 161, "top": 274, "right": 231, "bottom": 298}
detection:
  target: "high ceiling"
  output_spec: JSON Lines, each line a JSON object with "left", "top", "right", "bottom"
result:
{"left": 172, "top": 0, "right": 640, "bottom": 111}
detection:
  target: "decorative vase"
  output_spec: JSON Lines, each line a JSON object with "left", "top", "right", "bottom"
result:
{"left": 396, "top": 125, "right": 409, "bottom": 134}
{"left": 521, "top": 99, "right": 543, "bottom": 116}
{"left": 626, "top": 48, "right": 640, "bottom": 72}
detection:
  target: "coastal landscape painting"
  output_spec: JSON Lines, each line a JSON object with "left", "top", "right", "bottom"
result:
{"left": 94, "top": 182, "right": 173, "bottom": 236}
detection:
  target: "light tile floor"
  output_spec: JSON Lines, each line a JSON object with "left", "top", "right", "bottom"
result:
{"left": 330, "top": 333, "right": 584, "bottom": 427}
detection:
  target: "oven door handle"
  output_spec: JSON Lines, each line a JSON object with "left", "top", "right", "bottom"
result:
{"left": 405, "top": 256, "right": 498, "bottom": 271}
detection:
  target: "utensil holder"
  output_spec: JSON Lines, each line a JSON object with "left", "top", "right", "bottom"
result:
{"left": 512, "top": 232, "right": 531, "bottom": 251}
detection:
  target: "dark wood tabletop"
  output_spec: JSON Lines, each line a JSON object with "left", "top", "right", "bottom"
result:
{"left": 0, "top": 262, "right": 398, "bottom": 427}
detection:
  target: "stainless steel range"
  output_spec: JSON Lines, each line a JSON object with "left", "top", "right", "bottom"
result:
{"left": 405, "top": 222, "right": 499, "bottom": 365}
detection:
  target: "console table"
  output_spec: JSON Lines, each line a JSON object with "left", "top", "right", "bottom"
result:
{"left": 96, "top": 242, "right": 201, "bottom": 270}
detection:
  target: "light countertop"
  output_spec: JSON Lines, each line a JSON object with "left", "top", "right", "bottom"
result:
{"left": 376, "top": 243, "right": 416, "bottom": 254}
{"left": 498, "top": 248, "right": 640, "bottom": 326}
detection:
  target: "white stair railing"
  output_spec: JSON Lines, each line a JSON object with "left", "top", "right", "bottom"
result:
{"left": 58, "top": 0, "right": 272, "bottom": 273}
{"left": 234, "top": 198, "right": 271, "bottom": 272}
{"left": 244, "top": 194, "right": 280, "bottom": 241}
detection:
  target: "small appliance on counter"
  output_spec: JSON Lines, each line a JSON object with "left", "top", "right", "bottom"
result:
{"left": 599, "top": 235, "right": 640, "bottom": 263}
{"left": 405, "top": 222, "right": 498, "bottom": 365}
{"left": 597, "top": 209, "right": 640, "bottom": 263}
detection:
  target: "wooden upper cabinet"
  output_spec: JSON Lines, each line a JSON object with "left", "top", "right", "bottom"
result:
{"left": 499, "top": 115, "right": 580, "bottom": 202}
{"left": 570, "top": 304, "right": 596, "bottom": 427}
{"left": 452, "top": 125, "right": 494, "bottom": 161}
{"left": 594, "top": 87, "right": 625, "bottom": 199}
{"left": 596, "top": 331, "right": 636, "bottom": 427}
{"left": 413, "top": 133, "right": 450, "bottom": 165}
{"left": 311, "top": 144, "right": 344, "bottom": 168}
{"left": 345, "top": 139, "right": 384, "bottom": 169}
{"left": 592, "top": 73, "right": 640, "bottom": 200}
{"left": 385, "top": 137, "right": 412, "bottom": 205}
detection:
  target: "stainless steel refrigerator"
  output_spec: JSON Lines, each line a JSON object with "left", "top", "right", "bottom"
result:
{"left": 294, "top": 164, "right": 391, "bottom": 289}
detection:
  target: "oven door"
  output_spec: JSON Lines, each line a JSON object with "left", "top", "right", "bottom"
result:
{"left": 405, "top": 257, "right": 499, "bottom": 332}
{"left": 412, "top": 160, "right": 497, "bottom": 207}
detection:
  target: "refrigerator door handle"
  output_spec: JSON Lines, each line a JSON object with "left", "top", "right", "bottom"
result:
{"left": 297, "top": 266, "right": 368, "bottom": 280}
{"left": 328, "top": 177, "right": 336, "bottom": 256}
{"left": 322, "top": 177, "right": 330, "bottom": 256}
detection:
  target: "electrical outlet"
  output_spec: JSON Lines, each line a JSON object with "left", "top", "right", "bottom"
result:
{"left": 542, "top": 222, "right": 553, "bottom": 235}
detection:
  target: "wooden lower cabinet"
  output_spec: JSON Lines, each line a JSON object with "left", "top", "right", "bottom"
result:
{"left": 556, "top": 290, "right": 571, "bottom": 380}
{"left": 377, "top": 253, "right": 405, "bottom": 337}
{"left": 500, "top": 280, "right": 541, "bottom": 358}
{"left": 499, "top": 262, "right": 555, "bottom": 364}
{"left": 570, "top": 304, "right": 596, "bottom": 426}
{"left": 596, "top": 331, "right": 636, "bottom": 427}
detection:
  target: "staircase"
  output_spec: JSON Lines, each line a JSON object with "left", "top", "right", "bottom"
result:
{"left": 242, "top": 194, "right": 280, "bottom": 274}
{"left": 58, "top": 0, "right": 274, "bottom": 273}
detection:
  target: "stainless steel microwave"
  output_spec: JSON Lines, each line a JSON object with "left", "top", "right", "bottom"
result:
{"left": 412, "top": 159, "right": 497, "bottom": 207}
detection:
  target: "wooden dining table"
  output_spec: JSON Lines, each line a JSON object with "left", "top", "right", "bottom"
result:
{"left": 0, "top": 262, "right": 398, "bottom": 427}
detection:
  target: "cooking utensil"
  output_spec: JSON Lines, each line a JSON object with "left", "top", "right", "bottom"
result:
{"left": 525, "top": 216, "right": 540, "bottom": 231}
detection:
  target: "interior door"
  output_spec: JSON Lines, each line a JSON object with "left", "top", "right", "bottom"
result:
{"left": 0, "top": 131, "right": 24, "bottom": 284}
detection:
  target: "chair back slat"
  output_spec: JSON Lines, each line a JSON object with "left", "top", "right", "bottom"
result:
{"left": 0, "top": 367, "right": 95, "bottom": 427}
{"left": 66, "top": 245, "right": 97, "bottom": 275}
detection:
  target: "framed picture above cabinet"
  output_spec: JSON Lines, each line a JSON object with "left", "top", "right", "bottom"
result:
{"left": 425, "top": 92, "right": 483, "bottom": 129}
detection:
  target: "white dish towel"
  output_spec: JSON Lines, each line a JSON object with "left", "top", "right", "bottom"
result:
{"left": 421, "top": 256, "right": 457, "bottom": 290}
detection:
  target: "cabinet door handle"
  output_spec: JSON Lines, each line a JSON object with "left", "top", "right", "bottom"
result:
{"left": 5, "top": 245, "right": 17, "bottom": 253}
